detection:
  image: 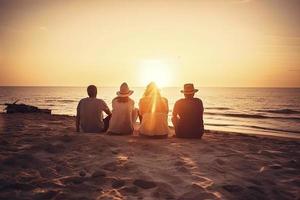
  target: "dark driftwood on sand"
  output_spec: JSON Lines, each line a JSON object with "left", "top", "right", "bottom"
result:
{"left": 4, "top": 101, "right": 51, "bottom": 114}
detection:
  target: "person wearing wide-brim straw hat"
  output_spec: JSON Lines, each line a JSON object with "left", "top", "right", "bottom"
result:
{"left": 107, "top": 82, "right": 138, "bottom": 135}
{"left": 116, "top": 83, "right": 134, "bottom": 97}
{"left": 172, "top": 83, "right": 204, "bottom": 139}
{"left": 180, "top": 83, "right": 199, "bottom": 94}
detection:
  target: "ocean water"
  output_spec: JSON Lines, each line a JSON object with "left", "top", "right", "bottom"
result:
{"left": 0, "top": 86, "right": 300, "bottom": 139}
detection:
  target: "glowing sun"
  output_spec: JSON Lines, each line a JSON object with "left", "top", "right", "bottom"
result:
{"left": 139, "top": 60, "right": 172, "bottom": 87}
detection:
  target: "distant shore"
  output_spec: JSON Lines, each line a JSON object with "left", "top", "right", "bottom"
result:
{"left": 0, "top": 113, "right": 299, "bottom": 199}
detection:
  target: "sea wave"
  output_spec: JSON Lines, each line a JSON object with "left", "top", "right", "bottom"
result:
{"left": 205, "top": 123, "right": 300, "bottom": 134}
{"left": 39, "top": 104, "right": 56, "bottom": 107}
{"left": 204, "top": 112, "right": 300, "bottom": 121}
{"left": 245, "top": 125, "right": 300, "bottom": 134}
{"left": 204, "top": 112, "right": 267, "bottom": 119}
{"left": 205, "top": 123, "right": 232, "bottom": 127}
{"left": 256, "top": 109, "right": 300, "bottom": 114}
{"left": 205, "top": 107, "right": 230, "bottom": 110}
{"left": 45, "top": 99, "right": 77, "bottom": 103}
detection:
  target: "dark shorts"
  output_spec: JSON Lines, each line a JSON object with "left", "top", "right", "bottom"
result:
{"left": 81, "top": 115, "right": 111, "bottom": 133}
{"left": 175, "top": 126, "right": 204, "bottom": 139}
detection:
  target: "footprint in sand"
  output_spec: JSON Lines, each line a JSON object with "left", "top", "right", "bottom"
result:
{"left": 59, "top": 175, "right": 86, "bottom": 185}
{"left": 111, "top": 148, "right": 120, "bottom": 155}
{"left": 179, "top": 156, "right": 197, "bottom": 169}
{"left": 284, "top": 159, "right": 299, "bottom": 168}
{"left": 269, "top": 164, "right": 282, "bottom": 169}
{"left": 101, "top": 162, "right": 118, "bottom": 172}
{"left": 90, "top": 170, "right": 107, "bottom": 185}
{"left": 59, "top": 134, "right": 73, "bottom": 143}
{"left": 152, "top": 183, "right": 175, "bottom": 199}
{"left": 92, "top": 170, "right": 107, "bottom": 178}
{"left": 174, "top": 159, "right": 190, "bottom": 174}
{"left": 133, "top": 179, "right": 157, "bottom": 189}
{"left": 111, "top": 178, "right": 126, "bottom": 188}
{"left": 44, "top": 143, "right": 66, "bottom": 154}
{"left": 177, "top": 166, "right": 189, "bottom": 173}
{"left": 174, "top": 160, "right": 185, "bottom": 167}
{"left": 121, "top": 186, "right": 139, "bottom": 194}
{"left": 174, "top": 155, "right": 219, "bottom": 199}
{"left": 247, "top": 186, "right": 265, "bottom": 194}
{"left": 79, "top": 170, "right": 86, "bottom": 177}
{"left": 178, "top": 184, "right": 218, "bottom": 200}
{"left": 222, "top": 184, "right": 244, "bottom": 193}
{"left": 214, "top": 158, "right": 226, "bottom": 165}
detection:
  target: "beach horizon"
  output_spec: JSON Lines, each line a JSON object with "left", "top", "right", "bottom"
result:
{"left": 1, "top": 86, "right": 300, "bottom": 139}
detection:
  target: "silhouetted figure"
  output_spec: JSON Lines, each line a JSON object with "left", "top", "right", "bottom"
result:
{"left": 172, "top": 83, "right": 204, "bottom": 138}
{"left": 138, "top": 82, "right": 169, "bottom": 138}
{"left": 76, "top": 85, "right": 111, "bottom": 133}
{"left": 107, "top": 82, "right": 138, "bottom": 135}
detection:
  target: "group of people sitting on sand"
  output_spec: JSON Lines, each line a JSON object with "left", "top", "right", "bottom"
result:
{"left": 76, "top": 82, "right": 204, "bottom": 139}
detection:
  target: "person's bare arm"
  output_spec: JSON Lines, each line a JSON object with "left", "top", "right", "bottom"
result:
{"left": 165, "top": 98, "right": 169, "bottom": 114}
{"left": 104, "top": 107, "right": 112, "bottom": 116}
{"left": 103, "top": 101, "right": 112, "bottom": 116}
{"left": 172, "top": 101, "right": 179, "bottom": 120}
{"left": 171, "top": 101, "right": 179, "bottom": 127}
{"left": 138, "top": 100, "right": 143, "bottom": 116}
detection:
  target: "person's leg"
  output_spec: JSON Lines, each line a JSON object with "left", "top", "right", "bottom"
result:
{"left": 171, "top": 116, "right": 178, "bottom": 127}
{"left": 103, "top": 115, "right": 111, "bottom": 132}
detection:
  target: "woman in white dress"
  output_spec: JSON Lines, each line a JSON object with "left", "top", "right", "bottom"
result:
{"left": 138, "top": 82, "right": 169, "bottom": 138}
{"left": 107, "top": 82, "right": 138, "bottom": 135}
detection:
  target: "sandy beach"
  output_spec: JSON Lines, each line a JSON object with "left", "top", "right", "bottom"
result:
{"left": 0, "top": 113, "right": 299, "bottom": 200}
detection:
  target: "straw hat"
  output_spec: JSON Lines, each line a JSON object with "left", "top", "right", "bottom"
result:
{"left": 180, "top": 83, "right": 199, "bottom": 94}
{"left": 117, "top": 82, "right": 134, "bottom": 97}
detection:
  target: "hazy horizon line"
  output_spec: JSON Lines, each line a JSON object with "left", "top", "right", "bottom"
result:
{"left": 1, "top": 85, "right": 300, "bottom": 89}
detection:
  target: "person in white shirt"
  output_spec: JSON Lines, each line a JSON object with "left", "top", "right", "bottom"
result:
{"left": 107, "top": 82, "right": 138, "bottom": 135}
{"left": 76, "top": 85, "right": 111, "bottom": 133}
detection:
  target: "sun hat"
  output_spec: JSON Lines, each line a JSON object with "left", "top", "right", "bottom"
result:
{"left": 117, "top": 82, "right": 134, "bottom": 97}
{"left": 180, "top": 83, "right": 199, "bottom": 94}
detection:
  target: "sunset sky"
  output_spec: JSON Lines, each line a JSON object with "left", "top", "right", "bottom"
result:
{"left": 0, "top": 0, "right": 300, "bottom": 87}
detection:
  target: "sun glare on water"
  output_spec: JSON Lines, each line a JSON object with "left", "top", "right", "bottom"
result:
{"left": 139, "top": 60, "right": 172, "bottom": 87}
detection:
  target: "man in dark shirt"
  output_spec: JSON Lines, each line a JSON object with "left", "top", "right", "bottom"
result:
{"left": 172, "top": 83, "right": 204, "bottom": 138}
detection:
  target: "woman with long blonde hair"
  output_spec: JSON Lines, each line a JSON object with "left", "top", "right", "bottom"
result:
{"left": 138, "top": 82, "right": 169, "bottom": 138}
